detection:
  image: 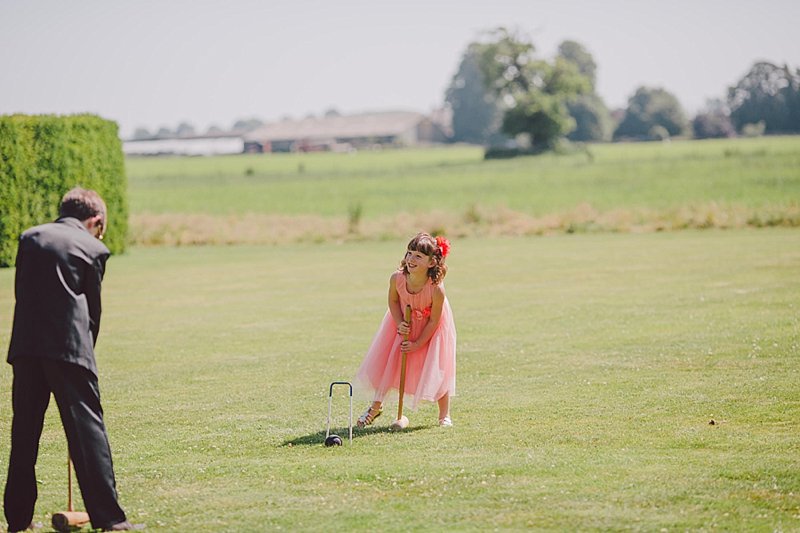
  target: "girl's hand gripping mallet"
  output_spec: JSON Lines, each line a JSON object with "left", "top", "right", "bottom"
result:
{"left": 391, "top": 305, "right": 412, "bottom": 431}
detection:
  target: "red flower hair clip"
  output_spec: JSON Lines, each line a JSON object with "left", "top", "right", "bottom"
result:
{"left": 435, "top": 236, "right": 450, "bottom": 258}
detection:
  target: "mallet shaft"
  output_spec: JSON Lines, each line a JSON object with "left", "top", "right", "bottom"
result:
{"left": 396, "top": 305, "right": 412, "bottom": 421}
{"left": 68, "top": 453, "right": 73, "bottom": 511}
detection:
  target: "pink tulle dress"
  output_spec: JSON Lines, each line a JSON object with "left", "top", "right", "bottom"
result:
{"left": 356, "top": 271, "right": 456, "bottom": 410}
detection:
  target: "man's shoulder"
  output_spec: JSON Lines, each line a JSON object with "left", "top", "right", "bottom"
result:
{"left": 21, "top": 219, "right": 109, "bottom": 258}
{"left": 21, "top": 221, "right": 57, "bottom": 238}
{"left": 19, "top": 221, "right": 60, "bottom": 249}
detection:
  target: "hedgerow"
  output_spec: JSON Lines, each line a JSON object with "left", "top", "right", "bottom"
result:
{"left": 0, "top": 114, "right": 127, "bottom": 266}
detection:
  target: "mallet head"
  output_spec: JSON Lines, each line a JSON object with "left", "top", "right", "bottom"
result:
{"left": 389, "top": 415, "right": 409, "bottom": 431}
{"left": 52, "top": 511, "right": 90, "bottom": 533}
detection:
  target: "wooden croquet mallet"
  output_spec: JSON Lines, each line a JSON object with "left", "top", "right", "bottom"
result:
{"left": 51, "top": 453, "right": 90, "bottom": 533}
{"left": 390, "top": 305, "right": 412, "bottom": 431}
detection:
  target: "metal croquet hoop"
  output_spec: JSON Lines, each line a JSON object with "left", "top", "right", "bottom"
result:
{"left": 326, "top": 381, "right": 353, "bottom": 445}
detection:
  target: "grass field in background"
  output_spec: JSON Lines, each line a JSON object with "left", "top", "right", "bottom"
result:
{"left": 126, "top": 136, "right": 800, "bottom": 215}
{"left": 124, "top": 137, "right": 800, "bottom": 245}
{"left": 1, "top": 230, "right": 798, "bottom": 531}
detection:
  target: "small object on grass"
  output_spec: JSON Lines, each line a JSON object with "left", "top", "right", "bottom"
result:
{"left": 324, "top": 434, "right": 343, "bottom": 447}
{"left": 325, "top": 381, "right": 353, "bottom": 445}
{"left": 709, "top": 419, "right": 716, "bottom": 425}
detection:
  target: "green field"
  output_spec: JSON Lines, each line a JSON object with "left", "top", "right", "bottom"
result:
{"left": 124, "top": 137, "right": 800, "bottom": 245}
{"left": 126, "top": 137, "right": 800, "bottom": 216}
{"left": 1, "top": 230, "right": 798, "bottom": 531}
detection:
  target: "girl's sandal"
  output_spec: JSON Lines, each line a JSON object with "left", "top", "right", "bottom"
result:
{"left": 357, "top": 406, "right": 382, "bottom": 428}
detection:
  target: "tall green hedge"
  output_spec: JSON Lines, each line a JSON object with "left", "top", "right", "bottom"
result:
{"left": 0, "top": 114, "right": 128, "bottom": 267}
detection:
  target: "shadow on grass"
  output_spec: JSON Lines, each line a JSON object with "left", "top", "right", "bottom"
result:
{"left": 282, "top": 424, "right": 431, "bottom": 447}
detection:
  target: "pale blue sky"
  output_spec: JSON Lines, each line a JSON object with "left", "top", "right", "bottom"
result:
{"left": 1, "top": 0, "right": 798, "bottom": 138}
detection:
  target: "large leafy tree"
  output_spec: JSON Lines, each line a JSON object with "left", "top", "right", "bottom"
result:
{"left": 557, "top": 40, "right": 597, "bottom": 88}
{"left": 614, "top": 87, "right": 689, "bottom": 140}
{"left": 472, "top": 28, "right": 538, "bottom": 101}
{"left": 466, "top": 28, "right": 591, "bottom": 149}
{"left": 445, "top": 44, "right": 502, "bottom": 144}
{"left": 556, "top": 40, "right": 612, "bottom": 142}
{"left": 727, "top": 61, "right": 800, "bottom": 134}
{"left": 565, "top": 94, "right": 613, "bottom": 142}
{"left": 692, "top": 99, "right": 735, "bottom": 139}
{"left": 499, "top": 56, "right": 590, "bottom": 147}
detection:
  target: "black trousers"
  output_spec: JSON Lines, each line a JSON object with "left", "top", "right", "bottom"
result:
{"left": 4, "top": 359, "right": 127, "bottom": 531}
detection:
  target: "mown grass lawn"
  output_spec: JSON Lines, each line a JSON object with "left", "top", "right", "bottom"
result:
{"left": 1, "top": 229, "right": 798, "bottom": 531}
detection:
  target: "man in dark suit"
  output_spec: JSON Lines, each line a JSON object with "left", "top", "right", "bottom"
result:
{"left": 4, "top": 188, "right": 141, "bottom": 532}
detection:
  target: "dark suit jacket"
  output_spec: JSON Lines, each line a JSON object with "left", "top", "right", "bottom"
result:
{"left": 7, "top": 217, "right": 110, "bottom": 377}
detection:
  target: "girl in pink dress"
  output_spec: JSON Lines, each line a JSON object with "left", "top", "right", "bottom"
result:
{"left": 356, "top": 233, "right": 457, "bottom": 428}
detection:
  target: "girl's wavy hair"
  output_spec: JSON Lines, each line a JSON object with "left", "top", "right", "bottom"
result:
{"left": 400, "top": 232, "right": 448, "bottom": 285}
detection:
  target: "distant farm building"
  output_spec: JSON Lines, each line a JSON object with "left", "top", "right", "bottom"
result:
{"left": 122, "top": 110, "right": 450, "bottom": 156}
{"left": 123, "top": 133, "right": 245, "bottom": 156}
{"left": 244, "top": 111, "right": 449, "bottom": 153}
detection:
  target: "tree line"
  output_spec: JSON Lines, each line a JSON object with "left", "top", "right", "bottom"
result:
{"left": 445, "top": 28, "right": 800, "bottom": 152}
{"left": 131, "top": 118, "right": 266, "bottom": 140}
